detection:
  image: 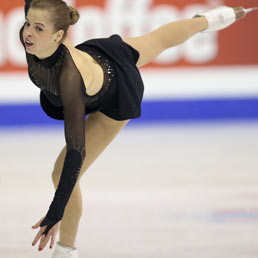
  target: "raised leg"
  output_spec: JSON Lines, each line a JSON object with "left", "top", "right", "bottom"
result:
{"left": 123, "top": 17, "right": 208, "bottom": 67}
{"left": 51, "top": 111, "right": 129, "bottom": 248}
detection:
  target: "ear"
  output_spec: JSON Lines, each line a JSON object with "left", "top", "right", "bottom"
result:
{"left": 55, "top": 30, "right": 64, "bottom": 43}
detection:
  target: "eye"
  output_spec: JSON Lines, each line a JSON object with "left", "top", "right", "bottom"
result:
{"left": 36, "top": 27, "right": 43, "bottom": 32}
{"left": 24, "top": 21, "right": 30, "bottom": 27}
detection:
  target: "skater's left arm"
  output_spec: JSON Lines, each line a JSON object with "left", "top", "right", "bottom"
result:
{"left": 32, "top": 55, "right": 86, "bottom": 251}
{"left": 40, "top": 55, "right": 86, "bottom": 231}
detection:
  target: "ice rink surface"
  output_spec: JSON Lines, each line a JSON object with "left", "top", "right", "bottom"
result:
{"left": 1, "top": 121, "right": 258, "bottom": 258}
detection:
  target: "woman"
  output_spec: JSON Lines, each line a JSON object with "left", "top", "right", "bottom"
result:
{"left": 20, "top": 0, "right": 238, "bottom": 257}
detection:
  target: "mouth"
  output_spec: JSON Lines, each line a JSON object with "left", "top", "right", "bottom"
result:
{"left": 25, "top": 39, "right": 34, "bottom": 48}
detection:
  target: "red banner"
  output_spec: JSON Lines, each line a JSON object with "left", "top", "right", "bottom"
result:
{"left": 0, "top": 0, "right": 258, "bottom": 72}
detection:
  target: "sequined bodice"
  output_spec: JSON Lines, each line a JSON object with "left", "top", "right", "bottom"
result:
{"left": 25, "top": 42, "right": 115, "bottom": 108}
{"left": 75, "top": 44, "right": 115, "bottom": 104}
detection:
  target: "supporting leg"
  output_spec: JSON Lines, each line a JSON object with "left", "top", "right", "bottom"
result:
{"left": 51, "top": 112, "right": 129, "bottom": 248}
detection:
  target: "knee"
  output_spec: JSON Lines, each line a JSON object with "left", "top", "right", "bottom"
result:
{"left": 52, "top": 148, "right": 66, "bottom": 188}
{"left": 51, "top": 162, "right": 62, "bottom": 188}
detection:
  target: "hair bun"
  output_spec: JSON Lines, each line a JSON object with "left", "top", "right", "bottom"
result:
{"left": 69, "top": 6, "right": 80, "bottom": 25}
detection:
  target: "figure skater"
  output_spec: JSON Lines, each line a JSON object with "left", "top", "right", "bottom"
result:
{"left": 20, "top": 0, "right": 241, "bottom": 257}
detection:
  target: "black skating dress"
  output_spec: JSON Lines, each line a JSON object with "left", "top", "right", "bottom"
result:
{"left": 22, "top": 0, "right": 144, "bottom": 235}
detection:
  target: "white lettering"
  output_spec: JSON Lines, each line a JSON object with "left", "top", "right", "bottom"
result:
{"left": 184, "top": 33, "right": 218, "bottom": 63}
{"left": 73, "top": 7, "right": 104, "bottom": 44}
{"left": 7, "top": 7, "right": 26, "bottom": 66}
{"left": 1, "top": 1, "right": 220, "bottom": 68}
{"left": 106, "top": 0, "right": 151, "bottom": 36}
{"left": 149, "top": 5, "right": 182, "bottom": 64}
{"left": 182, "top": 4, "right": 218, "bottom": 63}
{"left": 64, "top": 0, "right": 75, "bottom": 6}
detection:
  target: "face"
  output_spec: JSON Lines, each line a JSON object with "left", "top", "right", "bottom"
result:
{"left": 23, "top": 8, "right": 64, "bottom": 59}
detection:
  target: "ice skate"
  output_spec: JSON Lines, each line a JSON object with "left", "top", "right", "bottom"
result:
{"left": 51, "top": 242, "right": 78, "bottom": 258}
{"left": 193, "top": 5, "right": 258, "bottom": 32}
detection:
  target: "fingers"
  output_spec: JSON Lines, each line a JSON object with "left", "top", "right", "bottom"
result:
{"left": 38, "top": 227, "right": 57, "bottom": 251}
{"left": 32, "top": 224, "right": 39, "bottom": 229}
{"left": 32, "top": 228, "right": 51, "bottom": 251}
{"left": 32, "top": 216, "right": 45, "bottom": 229}
{"left": 32, "top": 221, "right": 60, "bottom": 252}
{"left": 39, "top": 232, "right": 52, "bottom": 251}
{"left": 32, "top": 226, "right": 58, "bottom": 251}
{"left": 32, "top": 227, "right": 45, "bottom": 246}
{"left": 50, "top": 229, "right": 58, "bottom": 249}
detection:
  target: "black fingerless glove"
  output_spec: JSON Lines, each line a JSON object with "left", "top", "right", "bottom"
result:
{"left": 40, "top": 149, "right": 84, "bottom": 236}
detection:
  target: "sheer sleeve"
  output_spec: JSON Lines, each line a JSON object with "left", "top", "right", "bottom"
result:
{"left": 25, "top": 0, "right": 32, "bottom": 16}
{"left": 19, "top": 0, "right": 31, "bottom": 47}
{"left": 19, "top": 25, "right": 25, "bottom": 48}
{"left": 40, "top": 55, "right": 86, "bottom": 235}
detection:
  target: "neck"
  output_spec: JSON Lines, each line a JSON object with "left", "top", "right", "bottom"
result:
{"left": 62, "top": 37, "right": 74, "bottom": 49}
{"left": 35, "top": 43, "right": 61, "bottom": 60}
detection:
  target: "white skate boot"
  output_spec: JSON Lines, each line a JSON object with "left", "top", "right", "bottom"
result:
{"left": 51, "top": 242, "right": 78, "bottom": 258}
{"left": 193, "top": 5, "right": 239, "bottom": 32}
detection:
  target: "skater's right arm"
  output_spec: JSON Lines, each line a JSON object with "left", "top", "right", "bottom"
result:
{"left": 25, "top": 0, "right": 33, "bottom": 16}
{"left": 19, "top": 25, "right": 25, "bottom": 48}
{"left": 19, "top": 0, "right": 32, "bottom": 48}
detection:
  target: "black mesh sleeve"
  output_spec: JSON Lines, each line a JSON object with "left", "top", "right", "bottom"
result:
{"left": 19, "top": 25, "right": 25, "bottom": 47}
{"left": 19, "top": 0, "right": 30, "bottom": 47}
{"left": 25, "top": 0, "right": 32, "bottom": 16}
{"left": 40, "top": 55, "right": 86, "bottom": 235}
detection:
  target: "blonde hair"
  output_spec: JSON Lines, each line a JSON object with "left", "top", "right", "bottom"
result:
{"left": 30, "top": 0, "right": 80, "bottom": 37}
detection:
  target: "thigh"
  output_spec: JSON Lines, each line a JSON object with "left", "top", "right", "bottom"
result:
{"left": 79, "top": 111, "right": 129, "bottom": 178}
{"left": 123, "top": 33, "right": 165, "bottom": 68}
{"left": 52, "top": 111, "right": 129, "bottom": 181}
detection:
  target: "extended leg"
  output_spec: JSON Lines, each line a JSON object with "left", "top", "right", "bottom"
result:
{"left": 51, "top": 112, "right": 129, "bottom": 248}
{"left": 123, "top": 17, "right": 208, "bottom": 67}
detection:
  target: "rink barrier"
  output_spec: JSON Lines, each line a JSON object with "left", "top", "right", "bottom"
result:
{"left": 1, "top": 98, "right": 258, "bottom": 127}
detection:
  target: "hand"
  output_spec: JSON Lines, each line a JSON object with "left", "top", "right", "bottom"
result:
{"left": 32, "top": 216, "right": 61, "bottom": 252}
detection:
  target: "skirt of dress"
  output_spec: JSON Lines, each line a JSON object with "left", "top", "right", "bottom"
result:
{"left": 76, "top": 34, "right": 145, "bottom": 121}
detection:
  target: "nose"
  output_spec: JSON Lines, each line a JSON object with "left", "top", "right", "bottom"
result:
{"left": 24, "top": 26, "right": 33, "bottom": 38}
